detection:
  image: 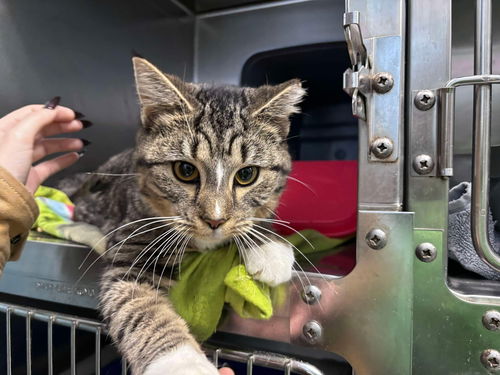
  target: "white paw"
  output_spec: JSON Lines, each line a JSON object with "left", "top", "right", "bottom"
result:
{"left": 143, "top": 344, "right": 219, "bottom": 375}
{"left": 245, "top": 241, "right": 294, "bottom": 287}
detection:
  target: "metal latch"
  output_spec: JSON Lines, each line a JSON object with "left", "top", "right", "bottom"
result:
{"left": 343, "top": 11, "right": 400, "bottom": 163}
{"left": 343, "top": 11, "right": 370, "bottom": 120}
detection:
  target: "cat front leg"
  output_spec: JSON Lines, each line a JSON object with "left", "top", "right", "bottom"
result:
{"left": 144, "top": 344, "right": 219, "bottom": 375}
{"left": 244, "top": 240, "right": 294, "bottom": 287}
{"left": 100, "top": 267, "right": 218, "bottom": 375}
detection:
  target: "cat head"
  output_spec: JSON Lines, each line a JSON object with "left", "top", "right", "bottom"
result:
{"left": 132, "top": 57, "right": 305, "bottom": 249}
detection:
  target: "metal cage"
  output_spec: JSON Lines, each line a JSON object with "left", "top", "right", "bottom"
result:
{"left": 1, "top": 0, "right": 500, "bottom": 374}
{"left": 0, "top": 302, "right": 323, "bottom": 375}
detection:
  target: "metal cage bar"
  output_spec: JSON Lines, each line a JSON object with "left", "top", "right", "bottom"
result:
{"left": 0, "top": 302, "right": 323, "bottom": 375}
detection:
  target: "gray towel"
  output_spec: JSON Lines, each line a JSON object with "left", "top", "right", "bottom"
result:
{"left": 448, "top": 181, "right": 500, "bottom": 280}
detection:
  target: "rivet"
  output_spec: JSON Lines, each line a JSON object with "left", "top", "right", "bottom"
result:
{"left": 480, "top": 349, "right": 500, "bottom": 371}
{"left": 415, "top": 242, "right": 437, "bottom": 262}
{"left": 365, "top": 229, "right": 387, "bottom": 250}
{"left": 414, "top": 90, "right": 436, "bottom": 110}
{"left": 372, "top": 72, "right": 394, "bottom": 94}
{"left": 413, "top": 154, "right": 434, "bottom": 175}
{"left": 302, "top": 321, "right": 322, "bottom": 344}
{"left": 482, "top": 310, "right": 500, "bottom": 331}
{"left": 301, "top": 285, "right": 322, "bottom": 305}
{"left": 370, "top": 137, "right": 394, "bottom": 159}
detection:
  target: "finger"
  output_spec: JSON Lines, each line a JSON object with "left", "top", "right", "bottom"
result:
{"left": 11, "top": 106, "right": 77, "bottom": 141}
{"left": 40, "top": 120, "right": 84, "bottom": 137}
{"left": 25, "top": 152, "right": 80, "bottom": 193}
{"left": 32, "top": 138, "right": 85, "bottom": 163}
{"left": 218, "top": 368, "right": 235, "bottom": 375}
{"left": 0, "top": 104, "right": 75, "bottom": 131}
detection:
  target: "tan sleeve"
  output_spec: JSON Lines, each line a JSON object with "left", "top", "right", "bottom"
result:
{"left": 0, "top": 166, "right": 39, "bottom": 275}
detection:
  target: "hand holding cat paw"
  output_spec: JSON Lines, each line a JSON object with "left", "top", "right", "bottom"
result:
{"left": 245, "top": 240, "right": 294, "bottom": 287}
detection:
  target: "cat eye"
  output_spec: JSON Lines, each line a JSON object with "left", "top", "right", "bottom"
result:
{"left": 235, "top": 166, "right": 259, "bottom": 186}
{"left": 173, "top": 161, "right": 199, "bottom": 183}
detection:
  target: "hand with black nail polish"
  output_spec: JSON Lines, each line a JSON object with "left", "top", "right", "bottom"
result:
{"left": 0, "top": 98, "right": 90, "bottom": 193}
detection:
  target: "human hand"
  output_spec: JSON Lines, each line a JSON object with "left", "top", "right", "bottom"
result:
{"left": 0, "top": 97, "right": 92, "bottom": 193}
{"left": 218, "top": 368, "right": 234, "bottom": 375}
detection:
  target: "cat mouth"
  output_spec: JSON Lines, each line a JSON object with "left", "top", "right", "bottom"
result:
{"left": 192, "top": 234, "right": 230, "bottom": 250}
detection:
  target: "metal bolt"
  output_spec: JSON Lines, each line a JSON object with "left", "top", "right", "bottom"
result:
{"left": 373, "top": 72, "right": 394, "bottom": 94}
{"left": 414, "top": 90, "right": 436, "bottom": 110}
{"left": 481, "top": 349, "right": 500, "bottom": 371}
{"left": 483, "top": 310, "right": 500, "bottom": 331}
{"left": 365, "top": 229, "right": 387, "bottom": 250}
{"left": 370, "top": 137, "right": 394, "bottom": 159}
{"left": 413, "top": 154, "right": 434, "bottom": 175}
{"left": 302, "top": 285, "right": 322, "bottom": 305}
{"left": 302, "top": 320, "right": 322, "bottom": 344}
{"left": 415, "top": 242, "right": 437, "bottom": 262}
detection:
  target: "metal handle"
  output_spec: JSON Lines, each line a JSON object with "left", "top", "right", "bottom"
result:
{"left": 440, "top": 75, "right": 500, "bottom": 272}
{"left": 471, "top": 0, "right": 500, "bottom": 272}
{"left": 439, "top": 0, "right": 500, "bottom": 272}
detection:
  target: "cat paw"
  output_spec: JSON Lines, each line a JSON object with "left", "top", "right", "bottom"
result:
{"left": 143, "top": 344, "right": 219, "bottom": 375}
{"left": 245, "top": 240, "right": 294, "bottom": 287}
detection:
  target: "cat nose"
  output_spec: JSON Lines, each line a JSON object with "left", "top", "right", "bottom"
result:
{"left": 202, "top": 217, "right": 226, "bottom": 230}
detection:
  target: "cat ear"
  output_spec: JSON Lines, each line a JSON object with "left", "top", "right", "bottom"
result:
{"left": 250, "top": 79, "right": 306, "bottom": 136}
{"left": 132, "top": 57, "right": 197, "bottom": 114}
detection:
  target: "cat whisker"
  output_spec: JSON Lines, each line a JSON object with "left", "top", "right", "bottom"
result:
{"left": 173, "top": 232, "right": 193, "bottom": 281}
{"left": 152, "top": 231, "right": 187, "bottom": 301}
{"left": 164, "top": 228, "right": 190, "bottom": 281}
{"left": 75, "top": 221, "right": 178, "bottom": 286}
{"left": 245, "top": 228, "right": 314, "bottom": 297}
{"left": 155, "top": 230, "right": 192, "bottom": 302}
{"left": 131, "top": 228, "right": 187, "bottom": 298}
{"left": 133, "top": 225, "right": 190, "bottom": 283}
{"left": 286, "top": 176, "right": 317, "bottom": 196}
{"left": 248, "top": 217, "right": 290, "bottom": 225}
{"left": 84, "top": 172, "right": 141, "bottom": 177}
{"left": 111, "top": 219, "right": 181, "bottom": 265}
{"left": 261, "top": 206, "right": 284, "bottom": 221}
{"left": 79, "top": 216, "right": 181, "bottom": 269}
{"left": 250, "top": 223, "right": 331, "bottom": 288}
{"left": 249, "top": 218, "right": 315, "bottom": 250}
{"left": 232, "top": 234, "right": 249, "bottom": 267}
{"left": 123, "top": 227, "right": 179, "bottom": 282}
{"left": 231, "top": 235, "right": 245, "bottom": 269}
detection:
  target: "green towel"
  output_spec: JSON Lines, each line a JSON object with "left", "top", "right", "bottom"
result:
{"left": 170, "top": 230, "right": 351, "bottom": 341}
{"left": 31, "top": 186, "right": 352, "bottom": 341}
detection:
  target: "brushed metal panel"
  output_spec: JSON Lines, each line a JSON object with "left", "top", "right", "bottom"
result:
{"left": 0, "top": 240, "right": 102, "bottom": 309}
{"left": 195, "top": 0, "right": 344, "bottom": 84}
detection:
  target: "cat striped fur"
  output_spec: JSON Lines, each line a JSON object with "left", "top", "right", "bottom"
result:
{"left": 64, "top": 57, "right": 305, "bottom": 374}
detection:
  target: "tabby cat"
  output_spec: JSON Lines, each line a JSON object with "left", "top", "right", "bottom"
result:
{"left": 67, "top": 57, "right": 305, "bottom": 374}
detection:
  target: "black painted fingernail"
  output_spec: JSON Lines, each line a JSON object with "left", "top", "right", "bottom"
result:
{"left": 80, "top": 138, "right": 91, "bottom": 146}
{"left": 77, "top": 149, "right": 86, "bottom": 158}
{"left": 81, "top": 120, "right": 93, "bottom": 129}
{"left": 44, "top": 96, "right": 61, "bottom": 109}
{"left": 74, "top": 111, "right": 85, "bottom": 119}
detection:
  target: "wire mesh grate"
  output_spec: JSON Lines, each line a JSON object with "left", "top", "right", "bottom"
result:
{"left": 0, "top": 302, "right": 322, "bottom": 375}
